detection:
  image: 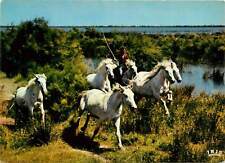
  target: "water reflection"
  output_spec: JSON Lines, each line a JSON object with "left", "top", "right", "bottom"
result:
{"left": 175, "top": 64, "right": 225, "bottom": 95}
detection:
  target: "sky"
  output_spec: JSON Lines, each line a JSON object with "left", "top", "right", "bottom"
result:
{"left": 1, "top": 0, "right": 225, "bottom": 26}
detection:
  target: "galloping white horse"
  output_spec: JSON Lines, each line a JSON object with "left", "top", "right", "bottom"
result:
{"left": 86, "top": 58, "right": 118, "bottom": 92}
{"left": 130, "top": 59, "right": 182, "bottom": 116}
{"left": 13, "top": 74, "right": 48, "bottom": 126}
{"left": 74, "top": 84, "right": 137, "bottom": 149}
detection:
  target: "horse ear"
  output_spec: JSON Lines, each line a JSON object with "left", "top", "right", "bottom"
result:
{"left": 159, "top": 61, "right": 166, "bottom": 69}
{"left": 127, "top": 83, "right": 133, "bottom": 89}
{"left": 34, "top": 74, "right": 38, "bottom": 78}
{"left": 42, "top": 73, "right": 47, "bottom": 79}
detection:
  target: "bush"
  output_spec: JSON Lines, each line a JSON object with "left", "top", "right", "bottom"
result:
{"left": 1, "top": 18, "right": 225, "bottom": 161}
{"left": 2, "top": 18, "right": 88, "bottom": 122}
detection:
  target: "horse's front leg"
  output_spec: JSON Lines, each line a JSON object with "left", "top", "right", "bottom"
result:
{"left": 28, "top": 106, "right": 34, "bottom": 121}
{"left": 160, "top": 98, "right": 170, "bottom": 117}
{"left": 167, "top": 90, "right": 173, "bottom": 102}
{"left": 101, "top": 81, "right": 108, "bottom": 93}
{"left": 40, "top": 103, "right": 45, "bottom": 128}
{"left": 155, "top": 92, "right": 170, "bottom": 117}
{"left": 114, "top": 117, "right": 124, "bottom": 150}
{"left": 105, "top": 79, "right": 111, "bottom": 92}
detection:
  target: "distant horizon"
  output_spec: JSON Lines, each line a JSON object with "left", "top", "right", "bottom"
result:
{"left": 1, "top": 24, "right": 225, "bottom": 27}
{"left": 1, "top": 24, "right": 224, "bottom": 34}
{"left": 1, "top": 0, "right": 225, "bottom": 26}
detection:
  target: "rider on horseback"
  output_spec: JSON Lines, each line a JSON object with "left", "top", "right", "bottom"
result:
{"left": 107, "top": 46, "right": 133, "bottom": 86}
{"left": 118, "top": 47, "right": 129, "bottom": 77}
{"left": 108, "top": 46, "right": 131, "bottom": 86}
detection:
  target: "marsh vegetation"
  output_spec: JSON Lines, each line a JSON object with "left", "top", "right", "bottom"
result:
{"left": 0, "top": 18, "right": 225, "bottom": 162}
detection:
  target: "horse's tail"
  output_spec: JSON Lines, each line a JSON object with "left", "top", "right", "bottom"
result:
{"left": 72, "top": 92, "right": 86, "bottom": 111}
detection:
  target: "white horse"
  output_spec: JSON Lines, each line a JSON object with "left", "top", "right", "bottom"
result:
{"left": 13, "top": 74, "right": 48, "bottom": 126}
{"left": 74, "top": 84, "right": 137, "bottom": 150}
{"left": 130, "top": 59, "right": 182, "bottom": 117}
{"left": 86, "top": 58, "right": 118, "bottom": 92}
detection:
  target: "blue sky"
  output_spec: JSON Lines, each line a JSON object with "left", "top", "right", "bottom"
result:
{"left": 1, "top": 0, "right": 225, "bottom": 26}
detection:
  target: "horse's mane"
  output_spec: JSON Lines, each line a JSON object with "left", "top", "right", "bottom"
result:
{"left": 149, "top": 62, "right": 163, "bottom": 74}
{"left": 97, "top": 58, "right": 115, "bottom": 71}
{"left": 142, "top": 60, "right": 169, "bottom": 81}
{"left": 27, "top": 78, "right": 36, "bottom": 88}
{"left": 26, "top": 74, "right": 47, "bottom": 88}
{"left": 160, "top": 60, "right": 171, "bottom": 67}
{"left": 150, "top": 59, "right": 171, "bottom": 72}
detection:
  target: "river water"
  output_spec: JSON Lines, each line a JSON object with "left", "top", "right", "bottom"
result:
{"left": 86, "top": 58, "right": 225, "bottom": 95}
{"left": 175, "top": 64, "right": 225, "bottom": 95}
{"left": 1, "top": 26, "right": 225, "bottom": 34}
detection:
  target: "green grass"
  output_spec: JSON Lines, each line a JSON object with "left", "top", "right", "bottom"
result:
{"left": 1, "top": 86, "right": 225, "bottom": 162}
{"left": 0, "top": 140, "right": 104, "bottom": 163}
{"left": 98, "top": 133, "right": 171, "bottom": 162}
{"left": 1, "top": 137, "right": 224, "bottom": 163}
{"left": 0, "top": 133, "right": 172, "bottom": 163}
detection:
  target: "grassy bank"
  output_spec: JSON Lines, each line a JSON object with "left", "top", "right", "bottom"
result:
{"left": 1, "top": 86, "right": 225, "bottom": 162}
{"left": 0, "top": 140, "right": 105, "bottom": 163}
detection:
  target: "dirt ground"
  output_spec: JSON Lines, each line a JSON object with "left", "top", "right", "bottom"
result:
{"left": 0, "top": 72, "right": 18, "bottom": 125}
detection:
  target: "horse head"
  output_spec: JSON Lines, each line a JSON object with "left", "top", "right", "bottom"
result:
{"left": 113, "top": 84, "right": 137, "bottom": 109}
{"left": 104, "top": 59, "right": 118, "bottom": 79}
{"left": 97, "top": 59, "right": 117, "bottom": 79}
{"left": 162, "top": 61, "right": 176, "bottom": 84}
{"left": 161, "top": 59, "right": 182, "bottom": 84}
{"left": 169, "top": 59, "right": 182, "bottom": 83}
{"left": 34, "top": 74, "right": 48, "bottom": 95}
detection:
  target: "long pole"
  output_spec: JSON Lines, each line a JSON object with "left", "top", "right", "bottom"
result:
{"left": 102, "top": 33, "right": 117, "bottom": 62}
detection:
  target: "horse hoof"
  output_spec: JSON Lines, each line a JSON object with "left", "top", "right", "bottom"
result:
{"left": 119, "top": 146, "right": 125, "bottom": 151}
{"left": 166, "top": 112, "right": 170, "bottom": 117}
